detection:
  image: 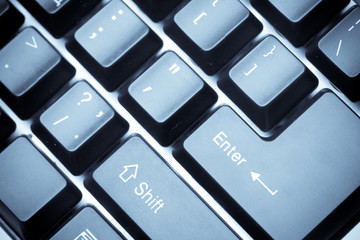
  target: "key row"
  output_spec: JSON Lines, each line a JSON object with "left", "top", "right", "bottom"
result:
{"left": 1, "top": 90, "right": 359, "bottom": 239}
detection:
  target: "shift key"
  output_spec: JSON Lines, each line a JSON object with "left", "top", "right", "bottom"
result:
{"left": 184, "top": 93, "right": 360, "bottom": 240}
{"left": 92, "top": 137, "right": 236, "bottom": 240}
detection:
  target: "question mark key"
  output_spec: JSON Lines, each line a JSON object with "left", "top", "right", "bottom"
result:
{"left": 36, "top": 81, "right": 128, "bottom": 174}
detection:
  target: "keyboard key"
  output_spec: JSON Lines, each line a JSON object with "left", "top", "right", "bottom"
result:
{"left": 220, "top": 36, "right": 317, "bottom": 130}
{"left": 35, "top": 81, "right": 128, "bottom": 175}
{"left": 19, "top": 0, "right": 100, "bottom": 37}
{"left": 0, "top": 0, "right": 24, "bottom": 47}
{"left": 179, "top": 93, "right": 360, "bottom": 240}
{"left": 0, "top": 137, "right": 80, "bottom": 239}
{"left": 90, "top": 137, "right": 236, "bottom": 240}
{"left": 0, "top": 28, "right": 74, "bottom": 119}
{"left": 251, "top": 0, "right": 349, "bottom": 46}
{"left": 0, "top": 109, "right": 15, "bottom": 142}
{"left": 121, "top": 52, "right": 216, "bottom": 145}
{"left": 167, "top": 0, "right": 261, "bottom": 74}
{"left": 308, "top": 7, "right": 360, "bottom": 101}
{"left": 132, "top": 0, "right": 182, "bottom": 22}
{"left": 69, "top": 0, "right": 161, "bottom": 90}
{"left": 50, "top": 207, "right": 123, "bottom": 240}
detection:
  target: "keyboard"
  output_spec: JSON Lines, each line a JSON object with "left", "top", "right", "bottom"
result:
{"left": 0, "top": 0, "right": 360, "bottom": 239}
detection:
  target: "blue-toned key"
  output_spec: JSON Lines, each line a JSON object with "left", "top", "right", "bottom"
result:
{"left": 90, "top": 137, "right": 236, "bottom": 240}
{"left": 167, "top": 0, "right": 261, "bottom": 74}
{"left": 35, "top": 81, "right": 128, "bottom": 174}
{"left": 0, "top": 28, "right": 74, "bottom": 118}
{"left": 251, "top": 0, "right": 349, "bottom": 46}
{"left": 0, "top": 137, "right": 80, "bottom": 239}
{"left": 178, "top": 93, "right": 360, "bottom": 239}
{"left": 220, "top": 36, "right": 317, "bottom": 130}
{"left": 70, "top": 0, "right": 161, "bottom": 90}
{"left": 51, "top": 207, "right": 123, "bottom": 240}
{"left": 308, "top": 7, "right": 360, "bottom": 101}
{"left": 122, "top": 52, "right": 216, "bottom": 145}
{"left": 19, "top": 0, "right": 100, "bottom": 37}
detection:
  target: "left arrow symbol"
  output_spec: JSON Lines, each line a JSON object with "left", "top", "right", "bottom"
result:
{"left": 119, "top": 164, "right": 139, "bottom": 183}
{"left": 25, "top": 36, "right": 38, "bottom": 49}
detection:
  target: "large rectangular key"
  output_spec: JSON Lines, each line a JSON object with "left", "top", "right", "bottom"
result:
{"left": 91, "top": 137, "right": 236, "bottom": 240}
{"left": 182, "top": 93, "right": 360, "bottom": 240}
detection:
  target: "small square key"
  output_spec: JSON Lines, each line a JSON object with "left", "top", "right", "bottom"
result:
{"left": 35, "top": 82, "right": 128, "bottom": 174}
{"left": 220, "top": 36, "right": 317, "bottom": 130}
{"left": 121, "top": 52, "right": 216, "bottom": 145}
{"left": 0, "top": 137, "right": 80, "bottom": 239}
{"left": 50, "top": 207, "right": 123, "bottom": 240}
{"left": 70, "top": 0, "right": 161, "bottom": 90}
{"left": 251, "top": 0, "right": 349, "bottom": 46}
{"left": 0, "top": 28, "right": 74, "bottom": 119}
{"left": 167, "top": 0, "right": 261, "bottom": 74}
{"left": 308, "top": 7, "right": 360, "bottom": 101}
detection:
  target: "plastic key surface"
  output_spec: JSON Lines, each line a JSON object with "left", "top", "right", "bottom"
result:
{"left": 35, "top": 0, "right": 70, "bottom": 14}
{"left": 122, "top": 52, "right": 216, "bottom": 146}
{"left": 51, "top": 207, "right": 123, "bottom": 240}
{"left": 183, "top": 93, "right": 360, "bottom": 240}
{"left": 0, "top": 28, "right": 74, "bottom": 118}
{"left": 311, "top": 7, "right": 360, "bottom": 101}
{"left": 221, "top": 36, "right": 317, "bottom": 130}
{"left": 36, "top": 81, "right": 128, "bottom": 175}
{"left": 167, "top": 0, "right": 261, "bottom": 74}
{"left": 71, "top": 0, "right": 161, "bottom": 90}
{"left": 0, "top": 137, "right": 80, "bottom": 239}
{"left": 91, "top": 137, "right": 237, "bottom": 240}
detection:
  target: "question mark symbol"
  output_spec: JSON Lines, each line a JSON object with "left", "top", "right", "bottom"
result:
{"left": 77, "top": 92, "right": 92, "bottom": 106}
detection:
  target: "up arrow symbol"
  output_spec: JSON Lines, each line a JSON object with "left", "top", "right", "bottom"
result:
{"left": 119, "top": 164, "right": 139, "bottom": 183}
{"left": 251, "top": 172, "right": 278, "bottom": 196}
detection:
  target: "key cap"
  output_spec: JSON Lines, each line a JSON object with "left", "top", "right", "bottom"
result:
{"left": 251, "top": 0, "right": 349, "bottom": 46}
{"left": 34, "top": 81, "right": 128, "bottom": 175}
{"left": 89, "top": 137, "right": 237, "bottom": 240}
{"left": 132, "top": 0, "right": 182, "bottom": 22}
{"left": 220, "top": 36, "right": 317, "bottom": 130}
{"left": 166, "top": 0, "right": 261, "bottom": 74}
{"left": 0, "top": 109, "right": 15, "bottom": 142}
{"left": 0, "top": 137, "right": 80, "bottom": 239}
{"left": 0, "top": 28, "right": 74, "bottom": 119}
{"left": 121, "top": 52, "right": 216, "bottom": 146}
{"left": 308, "top": 7, "right": 360, "bottom": 101}
{"left": 50, "top": 207, "right": 123, "bottom": 240}
{"left": 178, "top": 93, "right": 360, "bottom": 240}
{"left": 19, "top": 0, "right": 100, "bottom": 37}
{"left": 0, "top": 0, "right": 23, "bottom": 47}
{"left": 69, "top": 0, "right": 161, "bottom": 91}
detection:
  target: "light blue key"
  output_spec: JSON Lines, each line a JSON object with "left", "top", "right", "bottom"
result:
{"left": 129, "top": 52, "right": 203, "bottom": 122}
{"left": 40, "top": 82, "right": 114, "bottom": 151}
{"left": 174, "top": 0, "right": 249, "bottom": 51}
{"left": 75, "top": 0, "right": 149, "bottom": 67}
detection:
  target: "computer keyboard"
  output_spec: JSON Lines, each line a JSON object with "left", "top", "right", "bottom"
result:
{"left": 0, "top": 0, "right": 359, "bottom": 240}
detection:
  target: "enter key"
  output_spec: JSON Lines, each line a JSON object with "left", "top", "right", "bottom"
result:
{"left": 183, "top": 93, "right": 360, "bottom": 240}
